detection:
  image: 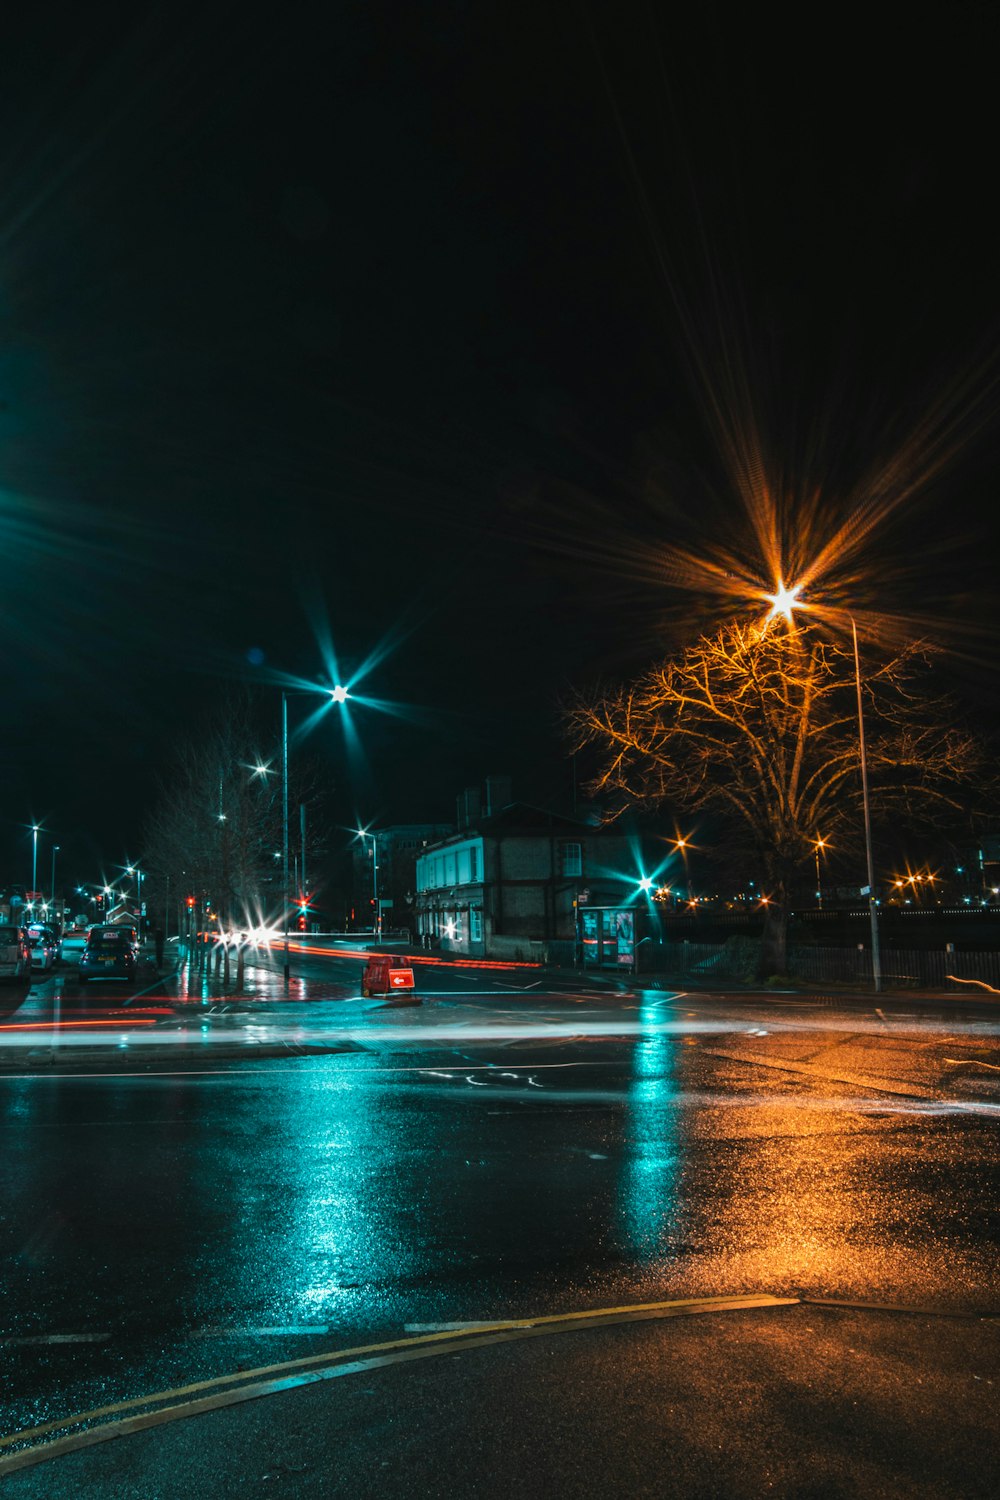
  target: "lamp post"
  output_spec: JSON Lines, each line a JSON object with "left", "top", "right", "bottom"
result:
{"left": 672, "top": 835, "right": 692, "bottom": 903}
{"left": 764, "top": 586, "right": 882, "bottom": 992}
{"left": 127, "top": 864, "right": 143, "bottom": 932}
{"left": 851, "top": 618, "right": 882, "bottom": 993}
{"left": 356, "top": 829, "right": 380, "bottom": 938}
{"left": 50, "top": 845, "right": 60, "bottom": 908}
{"left": 282, "top": 683, "right": 349, "bottom": 989}
{"left": 31, "top": 824, "right": 40, "bottom": 906}
{"left": 813, "top": 837, "right": 827, "bottom": 909}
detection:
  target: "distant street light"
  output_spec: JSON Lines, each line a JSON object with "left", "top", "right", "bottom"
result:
{"left": 671, "top": 835, "right": 694, "bottom": 902}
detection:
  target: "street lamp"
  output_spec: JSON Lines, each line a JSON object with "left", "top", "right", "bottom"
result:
{"left": 51, "top": 845, "right": 60, "bottom": 908}
{"left": 849, "top": 618, "right": 882, "bottom": 991}
{"left": 763, "top": 589, "right": 882, "bottom": 992}
{"left": 671, "top": 835, "right": 693, "bottom": 902}
{"left": 813, "top": 837, "right": 827, "bottom": 909}
{"left": 127, "top": 864, "right": 143, "bottom": 928}
{"left": 31, "top": 824, "right": 40, "bottom": 904}
{"left": 356, "top": 828, "right": 380, "bottom": 938}
{"left": 282, "top": 683, "right": 350, "bottom": 988}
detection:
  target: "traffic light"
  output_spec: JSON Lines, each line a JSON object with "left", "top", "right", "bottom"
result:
{"left": 297, "top": 913, "right": 307, "bottom": 931}
{"left": 186, "top": 896, "right": 195, "bottom": 910}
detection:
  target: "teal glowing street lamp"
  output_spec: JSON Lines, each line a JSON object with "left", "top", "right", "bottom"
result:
{"left": 282, "top": 683, "right": 351, "bottom": 988}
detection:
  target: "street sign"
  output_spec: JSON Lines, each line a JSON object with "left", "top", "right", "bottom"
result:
{"left": 578, "top": 889, "right": 589, "bottom": 904}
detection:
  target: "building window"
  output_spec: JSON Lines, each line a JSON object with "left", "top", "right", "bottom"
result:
{"left": 469, "top": 845, "right": 479, "bottom": 882}
{"left": 470, "top": 907, "right": 482, "bottom": 943}
{"left": 561, "top": 842, "right": 582, "bottom": 877}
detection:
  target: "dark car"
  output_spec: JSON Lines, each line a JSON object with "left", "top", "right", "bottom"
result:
{"left": 79, "top": 925, "right": 139, "bottom": 985}
{"left": 0, "top": 924, "right": 32, "bottom": 983}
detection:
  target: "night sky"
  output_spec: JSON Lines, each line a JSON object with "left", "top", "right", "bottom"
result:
{"left": 3, "top": 1, "right": 999, "bottom": 888}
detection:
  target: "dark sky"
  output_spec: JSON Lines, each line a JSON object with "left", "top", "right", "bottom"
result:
{"left": 3, "top": 1, "right": 999, "bottom": 887}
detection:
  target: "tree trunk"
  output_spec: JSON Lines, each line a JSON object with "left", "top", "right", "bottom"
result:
{"left": 757, "top": 882, "right": 789, "bottom": 978}
{"left": 234, "top": 945, "right": 246, "bottom": 995}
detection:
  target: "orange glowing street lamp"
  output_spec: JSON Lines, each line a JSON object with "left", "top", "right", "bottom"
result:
{"left": 761, "top": 584, "right": 882, "bottom": 992}
{"left": 671, "top": 834, "right": 694, "bottom": 902}
{"left": 813, "top": 837, "right": 828, "bottom": 909}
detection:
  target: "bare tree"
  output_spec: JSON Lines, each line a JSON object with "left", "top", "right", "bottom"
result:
{"left": 566, "top": 619, "right": 990, "bottom": 975}
{"left": 143, "top": 693, "right": 324, "bottom": 969}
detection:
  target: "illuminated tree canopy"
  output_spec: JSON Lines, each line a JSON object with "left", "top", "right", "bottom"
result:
{"left": 566, "top": 618, "right": 991, "bottom": 973}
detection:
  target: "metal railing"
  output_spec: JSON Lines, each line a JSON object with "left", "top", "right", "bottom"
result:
{"left": 649, "top": 940, "right": 1000, "bottom": 990}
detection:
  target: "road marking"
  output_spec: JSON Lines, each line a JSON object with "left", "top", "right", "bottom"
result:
{"left": 404, "top": 1321, "right": 499, "bottom": 1332}
{"left": 193, "top": 1326, "right": 331, "bottom": 1337}
{"left": 2, "top": 1333, "right": 110, "bottom": 1347}
{"left": 0, "top": 1296, "right": 796, "bottom": 1475}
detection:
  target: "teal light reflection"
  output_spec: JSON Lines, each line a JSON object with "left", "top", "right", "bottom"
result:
{"left": 618, "top": 997, "right": 680, "bottom": 1258}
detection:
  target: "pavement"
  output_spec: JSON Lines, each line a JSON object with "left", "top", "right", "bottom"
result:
{"left": 1, "top": 1299, "right": 997, "bottom": 1497}
{"left": 1, "top": 938, "right": 997, "bottom": 1077}
{"left": 2, "top": 956, "right": 998, "bottom": 1496}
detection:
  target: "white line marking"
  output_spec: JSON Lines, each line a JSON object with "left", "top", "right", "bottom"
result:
{"left": 403, "top": 1321, "right": 498, "bottom": 1333}
{"left": 194, "top": 1326, "right": 331, "bottom": 1338}
{"left": 3, "top": 1333, "right": 110, "bottom": 1346}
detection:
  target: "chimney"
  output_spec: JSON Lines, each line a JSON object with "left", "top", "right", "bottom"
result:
{"left": 456, "top": 786, "right": 482, "bottom": 829}
{"left": 483, "top": 774, "right": 512, "bottom": 818}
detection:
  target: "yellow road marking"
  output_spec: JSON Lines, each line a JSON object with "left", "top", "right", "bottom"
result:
{"left": 0, "top": 1294, "right": 793, "bottom": 1470}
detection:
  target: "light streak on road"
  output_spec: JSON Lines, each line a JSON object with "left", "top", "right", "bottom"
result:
{"left": 1, "top": 1013, "right": 1000, "bottom": 1052}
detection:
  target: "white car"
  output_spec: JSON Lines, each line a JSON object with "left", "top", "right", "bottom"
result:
{"left": 25, "top": 924, "right": 60, "bottom": 970}
{"left": 60, "top": 927, "right": 89, "bottom": 961}
{"left": 0, "top": 924, "right": 32, "bottom": 982}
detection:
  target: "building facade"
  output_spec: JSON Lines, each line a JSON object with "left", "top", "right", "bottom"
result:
{"left": 414, "top": 791, "right": 636, "bottom": 963}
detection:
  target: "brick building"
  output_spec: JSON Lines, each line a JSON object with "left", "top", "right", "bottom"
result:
{"left": 414, "top": 777, "right": 636, "bottom": 962}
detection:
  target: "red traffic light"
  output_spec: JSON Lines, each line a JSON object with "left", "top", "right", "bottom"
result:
{"left": 186, "top": 896, "right": 195, "bottom": 909}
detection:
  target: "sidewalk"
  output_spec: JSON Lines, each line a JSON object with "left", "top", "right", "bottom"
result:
{"left": 1, "top": 1299, "right": 997, "bottom": 1498}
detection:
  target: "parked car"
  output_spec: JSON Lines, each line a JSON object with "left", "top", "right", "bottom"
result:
{"left": 78, "top": 926, "right": 139, "bottom": 985}
{"left": 25, "top": 924, "right": 60, "bottom": 970}
{"left": 0, "top": 924, "right": 33, "bottom": 983}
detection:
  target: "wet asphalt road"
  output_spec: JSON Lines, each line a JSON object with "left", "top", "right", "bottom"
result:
{"left": 2, "top": 948, "right": 999, "bottom": 1479}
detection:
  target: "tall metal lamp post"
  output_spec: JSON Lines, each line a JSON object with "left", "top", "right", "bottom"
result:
{"left": 765, "top": 586, "right": 882, "bottom": 993}
{"left": 282, "top": 683, "right": 350, "bottom": 989}
{"left": 851, "top": 618, "right": 882, "bottom": 993}
{"left": 50, "top": 845, "right": 60, "bottom": 909}
{"left": 31, "top": 824, "right": 40, "bottom": 908}
{"left": 813, "top": 837, "right": 827, "bottom": 909}
{"left": 356, "top": 829, "right": 380, "bottom": 938}
{"left": 127, "top": 864, "right": 143, "bottom": 932}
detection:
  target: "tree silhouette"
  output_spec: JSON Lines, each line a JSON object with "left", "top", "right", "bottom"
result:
{"left": 567, "top": 618, "right": 989, "bottom": 974}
